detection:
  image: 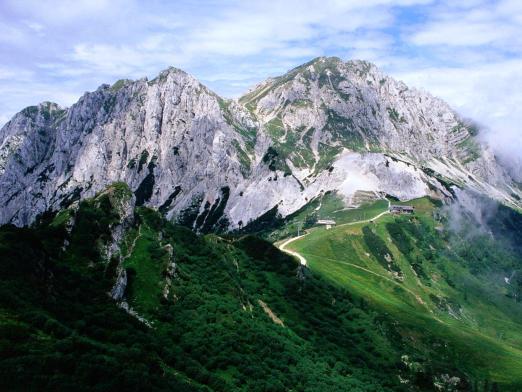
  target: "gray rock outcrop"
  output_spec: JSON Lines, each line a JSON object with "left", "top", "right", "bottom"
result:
{"left": 0, "top": 57, "right": 520, "bottom": 231}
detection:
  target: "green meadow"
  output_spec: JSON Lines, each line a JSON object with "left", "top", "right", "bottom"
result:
{"left": 285, "top": 197, "right": 522, "bottom": 389}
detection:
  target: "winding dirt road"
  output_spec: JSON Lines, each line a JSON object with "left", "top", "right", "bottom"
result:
{"left": 279, "top": 235, "right": 308, "bottom": 265}
{"left": 278, "top": 198, "right": 391, "bottom": 266}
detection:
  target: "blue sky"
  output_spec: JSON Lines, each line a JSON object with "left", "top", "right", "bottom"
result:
{"left": 0, "top": 0, "right": 520, "bottom": 166}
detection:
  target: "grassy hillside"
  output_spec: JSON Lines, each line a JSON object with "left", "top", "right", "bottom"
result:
{"left": 284, "top": 197, "right": 522, "bottom": 390}
{"left": 244, "top": 190, "right": 390, "bottom": 241}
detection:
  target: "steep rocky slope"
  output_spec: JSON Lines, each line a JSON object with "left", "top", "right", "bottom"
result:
{"left": 237, "top": 57, "right": 520, "bottom": 212}
{"left": 0, "top": 57, "right": 520, "bottom": 230}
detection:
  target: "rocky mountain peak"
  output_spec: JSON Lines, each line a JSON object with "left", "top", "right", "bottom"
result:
{"left": 0, "top": 58, "right": 520, "bottom": 230}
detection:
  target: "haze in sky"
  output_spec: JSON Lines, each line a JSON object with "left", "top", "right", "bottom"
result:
{"left": 1, "top": 0, "right": 520, "bottom": 169}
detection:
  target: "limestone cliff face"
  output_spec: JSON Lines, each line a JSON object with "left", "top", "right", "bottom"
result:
{"left": 0, "top": 68, "right": 254, "bottom": 228}
{"left": 0, "top": 57, "right": 520, "bottom": 230}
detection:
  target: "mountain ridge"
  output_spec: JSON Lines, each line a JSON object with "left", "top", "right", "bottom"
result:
{"left": 0, "top": 57, "right": 520, "bottom": 229}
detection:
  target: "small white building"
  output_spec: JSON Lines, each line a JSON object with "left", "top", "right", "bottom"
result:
{"left": 317, "top": 219, "right": 336, "bottom": 229}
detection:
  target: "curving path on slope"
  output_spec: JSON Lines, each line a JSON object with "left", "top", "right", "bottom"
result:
{"left": 276, "top": 199, "right": 441, "bottom": 316}
{"left": 279, "top": 235, "right": 308, "bottom": 265}
{"left": 278, "top": 198, "right": 391, "bottom": 266}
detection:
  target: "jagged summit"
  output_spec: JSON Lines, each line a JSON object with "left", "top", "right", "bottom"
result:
{"left": 0, "top": 58, "right": 520, "bottom": 229}
{"left": 273, "top": 55, "right": 345, "bottom": 77}
{"left": 239, "top": 57, "right": 485, "bottom": 172}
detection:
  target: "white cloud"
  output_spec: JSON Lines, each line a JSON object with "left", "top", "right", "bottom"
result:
{"left": 0, "top": 0, "right": 417, "bottom": 99}
{"left": 409, "top": 0, "right": 522, "bottom": 49}
{"left": 0, "top": 0, "right": 520, "bottom": 181}
{"left": 393, "top": 59, "right": 522, "bottom": 179}
{"left": 0, "top": 66, "right": 32, "bottom": 80}
{"left": 0, "top": 23, "right": 27, "bottom": 45}
{"left": 24, "top": 21, "right": 45, "bottom": 34}
{"left": 386, "top": 0, "right": 522, "bottom": 176}
{"left": 393, "top": 59, "right": 522, "bottom": 122}
{"left": 411, "top": 21, "right": 514, "bottom": 47}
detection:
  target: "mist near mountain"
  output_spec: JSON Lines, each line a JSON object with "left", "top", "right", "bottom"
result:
{"left": 481, "top": 127, "right": 522, "bottom": 183}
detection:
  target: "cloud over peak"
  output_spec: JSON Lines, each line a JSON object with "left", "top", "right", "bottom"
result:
{"left": 0, "top": 0, "right": 520, "bottom": 168}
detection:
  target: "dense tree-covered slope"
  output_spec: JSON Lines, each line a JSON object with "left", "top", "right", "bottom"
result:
{"left": 1, "top": 184, "right": 521, "bottom": 391}
{"left": 0, "top": 185, "right": 412, "bottom": 391}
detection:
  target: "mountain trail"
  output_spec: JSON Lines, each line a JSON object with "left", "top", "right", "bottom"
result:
{"left": 298, "top": 251, "right": 442, "bottom": 320}
{"left": 278, "top": 198, "right": 391, "bottom": 266}
{"left": 276, "top": 198, "right": 446, "bottom": 322}
{"left": 279, "top": 235, "right": 308, "bottom": 265}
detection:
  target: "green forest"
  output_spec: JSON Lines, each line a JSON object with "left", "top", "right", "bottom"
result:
{"left": 1, "top": 184, "right": 522, "bottom": 391}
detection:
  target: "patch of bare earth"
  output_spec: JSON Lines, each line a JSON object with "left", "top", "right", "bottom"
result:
{"left": 258, "top": 300, "right": 284, "bottom": 327}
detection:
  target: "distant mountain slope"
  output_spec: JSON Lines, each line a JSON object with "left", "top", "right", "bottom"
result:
{"left": 0, "top": 57, "right": 520, "bottom": 229}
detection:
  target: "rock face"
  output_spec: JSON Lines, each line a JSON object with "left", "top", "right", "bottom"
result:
{"left": 0, "top": 57, "right": 520, "bottom": 230}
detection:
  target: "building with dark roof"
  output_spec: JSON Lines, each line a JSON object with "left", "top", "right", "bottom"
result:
{"left": 389, "top": 205, "right": 415, "bottom": 214}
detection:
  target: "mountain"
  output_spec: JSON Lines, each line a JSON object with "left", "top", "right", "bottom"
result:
{"left": 0, "top": 57, "right": 520, "bottom": 230}
{"left": 2, "top": 183, "right": 522, "bottom": 391}
{"left": 2, "top": 56, "right": 522, "bottom": 391}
